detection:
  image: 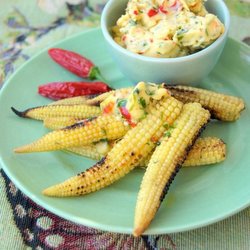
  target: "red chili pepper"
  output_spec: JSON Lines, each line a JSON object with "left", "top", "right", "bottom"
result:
{"left": 147, "top": 8, "right": 158, "bottom": 17}
{"left": 48, "top": 48, "right": 105, "bottom": 81}
{"left": 38, "top": 81, "right": 112, "bottom": 100}
{"left": 119, "top": 107, "right": 136, "bottom": 127}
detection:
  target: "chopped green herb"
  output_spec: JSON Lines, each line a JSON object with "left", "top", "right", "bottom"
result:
{"left": 145, "top": 89, "right": 155, "bottom": 96}
{"left": 138, "top": 111, "right": 148, "bottom": 121}
{"left": 101, "top": 128, "right": 107, "bottom": 135}
{"left": 139, "top": 97, "right": 146, "bottom": 108}
{"left": 129, "top": 20, "right": 137, "bottom": 26}
{"left": 164, "top": 131, "right": 171, "bottom": 137}
{"left": 176, "top": 28, "right": 187, "bottom": 41}
{"left": 169, "top": 124, "right": 176, "bottom": 130}
{"left": 133, "top": 88, "right": 140, "bottom": 94}
{"left": 99, "top": 138, "right": 108, "bottom": 143}
{"left": 93, "top": 138, "right": 108, "bottom": 144}
{"left": 117, "top": 98, "right": 127, "bottom": 107}
{"left": 163, "top": 123, "right": 169, "bottom": 129}
{"left": 177, "top": 35, "right": 184, "bottom": 41}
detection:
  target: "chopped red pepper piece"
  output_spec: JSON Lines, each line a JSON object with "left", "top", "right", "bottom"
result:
{"left": 170, "top": 0, "right": 177, "bottom": 7}
{"left": 147, "top": 8, "right": 158, "bottom": 17}
{"left": 134, "top": 10, "right": 138, "bottom": 15}
{"left": 103, "top": 102, "right": 115, "bottom": 114}
{"left": 122, "top": 35, "right": 127, "bottom": 41}
{"left": 119, "top": 107, "right": 136, "bottom": 127}
{"left": 159, "top": 5, "right": 168, "bottom": 14}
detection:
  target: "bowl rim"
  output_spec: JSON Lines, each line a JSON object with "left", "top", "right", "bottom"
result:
{"left": 101, "top": 0, "right": 230, "bottom": 63}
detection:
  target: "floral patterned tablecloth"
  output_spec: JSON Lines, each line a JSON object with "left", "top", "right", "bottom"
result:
{"left": 0, "top": 1, "right": 249, "bottom": 249}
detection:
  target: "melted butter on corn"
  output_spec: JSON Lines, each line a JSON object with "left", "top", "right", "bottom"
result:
{"left": 101, "top": 82, "right": 169, "bottom": 125}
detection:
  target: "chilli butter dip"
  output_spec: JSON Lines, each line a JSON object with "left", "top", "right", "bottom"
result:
{"left": 112, "top": 0, "right": 225, "bottom": 58}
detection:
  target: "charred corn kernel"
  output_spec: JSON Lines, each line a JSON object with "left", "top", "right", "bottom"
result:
{"left": 139, "top": 137, "right": 226, "bottom": 168}
{"left": 14, "top": 115, "right": 130, "bottom": 153}
{"left": 11, "top": 104, "right": 101, "bottom": 120}
{"left": 165, "top": 85, "right": 245, "bottom": 121}
{"left": 42, "top": 96, "right": 183, "bottom": 197}
{"left": 133, "top": 103, "right": 210, "bottom": 237}
{"left": 67, "top": 140, "right": 112, "bottom": 160}
{"left": 43, "top": 117, "right": 82, "bottom": 130}
{"left": 49, "top": 96, "right": 95, "bottom": 106}
{"left": 182, "top": 137, "right": 226, "bottom": 167}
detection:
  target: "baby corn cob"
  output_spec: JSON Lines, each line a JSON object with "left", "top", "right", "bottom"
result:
{"left": 43, "top": 117, "right": 82, "bottom": 130}
{"left": 49, "top": 96, "right": 97, "bottom": 106}
{"left": 11, "top": 104, "right": 101, "bottom": 120}
{"left": 165, "top": 85, "right": 245, "bottom": 121}
{"left": 133, "top": 103, "right": 210, "bottom": 236}
{"left": 42, "top": 95, "right": 183, "bottom": 197}
{"left": 71, "top": 137, "right": 226, "bottom": 167}
{"left": 14, "top": 115, "right": 130, "bottom": 153}
{"left": 183, "top": 137, "right": 226, "bottom": 167}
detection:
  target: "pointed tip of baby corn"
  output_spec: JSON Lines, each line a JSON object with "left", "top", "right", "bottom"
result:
{"left": 14, "top": 145, "right": 31, "bottom": 153}
{"left": 14, "top": 142, "right": 40, "bottom": 153}
{"left": 42, "top": 185, "right": 61, "bottom": 197}
{"left": 133, "top": 226, "right": 146, "bottom": 237}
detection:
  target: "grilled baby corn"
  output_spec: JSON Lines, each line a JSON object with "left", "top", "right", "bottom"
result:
{"left": 71, "top": 137, "right": 226, "bottom": 167}
{"left": 14, "top": 115, "right": 130, "bottom": 153}
{"left": 133, "top": 103, "right": 210, "bottom": 236}
{"left": 49, "top": 96, "right": 97, "bottom": 106}
{"left": 42, "top": 95, "right": 183, "bottom": 197}
{"left": 165, "top": 85, "right": 245, "bottom": 121}
{"left": 182, "top": 137, "right": 226, "bottom": 167}
{"left": 11, "top": 104, "right": 101, "bottom": 120}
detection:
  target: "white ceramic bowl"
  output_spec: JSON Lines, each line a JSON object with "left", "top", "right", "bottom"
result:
{"left": 101, "top": 0, "right": 230, "bottom": 85}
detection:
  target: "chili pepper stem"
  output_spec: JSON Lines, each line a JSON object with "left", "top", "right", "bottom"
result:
{"left": 89, "top": 67, "right": 107, "bottom": 82}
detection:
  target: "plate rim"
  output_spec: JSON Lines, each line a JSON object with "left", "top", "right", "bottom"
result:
{"left": 0, "top": 28, "right": 249, "bottom": 235}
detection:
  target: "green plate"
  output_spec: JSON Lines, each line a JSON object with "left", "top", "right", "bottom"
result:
{"left": 0, "top": 28, "right": 249, "bottom": 235}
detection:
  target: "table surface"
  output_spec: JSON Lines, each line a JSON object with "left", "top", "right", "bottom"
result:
{"left": 0, "top": 1, "right": 249, "bottom": 249}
